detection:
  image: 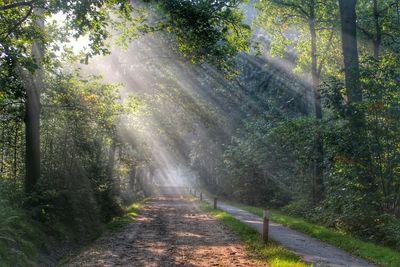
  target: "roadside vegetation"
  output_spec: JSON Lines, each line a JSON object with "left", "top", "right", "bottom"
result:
{"left": 193, "top": 0, "right": 400, "bottom": 258}
{"left": 198, "top": 202, "right": 310, "bottom": 267}
{"left": 105, "top": 202, "right": 144, "bottom": 231}
{"left": 0, "top": 192, "right": 45, "bottom": 266}
{"left": 231, "top": 202, "right": 400, "bottom": 267}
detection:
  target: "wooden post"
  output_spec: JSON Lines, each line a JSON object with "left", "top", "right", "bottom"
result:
{"left": 200, "top": 192, "right": 203, "bottom": 201}
{"left": 263, "top": 210, "right": 269, "bottom": 243}
{"left": 214, "top": 197, "right": 217, "bottom": 209}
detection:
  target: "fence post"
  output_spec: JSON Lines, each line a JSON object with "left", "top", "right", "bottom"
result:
{"left": 214, "top": 197, "right": 217, "bottom": 209}
{"left": 263, "top": 210, "right": 269, "bottom": 243}
{"left": 200, "top": 192, "right": 203, "bottom": 201}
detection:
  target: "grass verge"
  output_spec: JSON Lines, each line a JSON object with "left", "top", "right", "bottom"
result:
{"left": 230, "top": 202, "right": 400, "bottom": 267}
{"left": 105, "top": 202, "right": 144, "bottom": 231}
{"left": 198, "top": 201, "right": 311, "bottom": 267}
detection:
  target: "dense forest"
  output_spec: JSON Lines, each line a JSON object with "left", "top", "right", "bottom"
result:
{"left": 0, "top": 0, "right": 399, "bottom": 265}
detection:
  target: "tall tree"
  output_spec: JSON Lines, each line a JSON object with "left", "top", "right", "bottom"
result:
{"left": 0, "top": 0, "right": 133, "bottom": 193}
{"left": 256, "top": 0, "right": 339, "bottom": 203}
{"left": 21, "top": 9, "right": 44, "bottom": 194}
{"left": 339, "top": 0, "right": 375, "bottom": 190}
{"left": 1, "top": 0, "right": 250, "bottom": 193}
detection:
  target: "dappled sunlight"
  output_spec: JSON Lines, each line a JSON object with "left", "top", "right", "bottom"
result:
{"left": 1, "top": 0, "right": 399, "bottom": 266}
{"left": 73, "top": 3, "right": 315, "bottom": 195}
{"left": 174, "top": 231, "right": 204, "bottom": 238}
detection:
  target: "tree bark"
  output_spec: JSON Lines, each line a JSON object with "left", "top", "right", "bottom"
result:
{"left": 0, "top": 125, "right": 4, "bottom": 174}
{"left": 339, "top": 0, "right": 374, "bottom": 188}
{"left": 107, "top": 141, "right": 118, "bottom": 196}
{"left": 23, "top": 9, "right": 44, "bottom": 194}
{"left": 339, "top": 0, "right": 362, "bottom": 105}
{"left": 310, "top": 0, "right": 322, "bottom": 119}
{"left": 309, "top": 0, "right": 324, "bottom": 204}
{"left": 373, "top": 0, "right": 382, "bottom": 59}
{"left": 13, "top": 119, "right": 20, "bottom": 182}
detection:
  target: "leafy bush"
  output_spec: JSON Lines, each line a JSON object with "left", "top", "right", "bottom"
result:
{"left": 375, "top": 215, "right": 400, "bottom": 249}
{"left": 282, "top": 199, "right": 313, "bottom": 218}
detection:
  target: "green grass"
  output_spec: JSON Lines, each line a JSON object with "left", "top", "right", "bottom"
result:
{"left": 198, "top": 201, "right": 311, "bottom": 267}
{"left": 105, "top": 202, "right": 144, "bottom": 231}
{"left": 230, "top": 202, "right": 400, "bottom": 267}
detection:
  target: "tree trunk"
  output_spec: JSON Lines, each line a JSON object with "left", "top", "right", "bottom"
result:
{"left": 107, "top": 141, "right": 118, "bottom": 196}
{"left": 339, "top": 0, "right": 374, "bottom": 188}
{"left": 339, "top": 0, "right": 362, "bottom": 105}
{"left": 310, "top": 0, "right": 322, "bottom": 119}
{"left": 373, "top": 0, "right": 382, "bottom": 59}
{"left": 23, "top": 9, "right": 44, "bottom": 194}
{"left": 309, "top": 0, "right": 324, "bottom": 204}
{"left": 13, "top": 119, "right": 20, "bottom": 182}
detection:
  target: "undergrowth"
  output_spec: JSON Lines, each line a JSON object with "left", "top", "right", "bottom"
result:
{"left": 105, "top": 202, "right": 143, "bottom": 231}
{"left": 0, "top": 196, "right": 45, "bottom": 266}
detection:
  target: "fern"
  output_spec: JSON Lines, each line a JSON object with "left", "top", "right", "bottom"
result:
{"left": 0, "top": 199, "right": 44, "bottom": 266}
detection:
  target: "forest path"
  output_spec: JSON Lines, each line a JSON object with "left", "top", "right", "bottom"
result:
{"left": 65, "top": 197, "right": 267, "bottom": 267}
{"left": 203, "top": 196, "right": 375, "bottom": 267}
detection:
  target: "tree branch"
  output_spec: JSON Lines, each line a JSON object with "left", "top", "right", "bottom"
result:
{"left": 272, "top": 0, "right": 310, "bottom": 18}
{"left": 2, "top": 6, "right": 33, "bottom": 38}
{"left": 0, "top": 0, "right": 38, "bottom": 11}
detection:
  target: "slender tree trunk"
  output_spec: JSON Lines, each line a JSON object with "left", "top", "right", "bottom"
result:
{"left": 339, "top": 0, "right": 362, "bottom": 105}
{"left": 339, "top": 0, "right": 374, "bottom": 188}
{"left": 373, "top": 0, "right": 382, "bottom": 59}
{"left": 23, "top": 9, "right": 44, "bottom": 194}
{"left": 310, "top": 0, "right": 321, "bottom": 119}
{"left": 309, "top": 0, "right": 324, "bottom": 204}
{"left": 13, "top": 119, "right": 20, "bottom": 182}
{"left": 0, "top": 125, "right": 4, "bottom": 174}
{"left": 107, "top": 141, "right": 118, "bottom": 196}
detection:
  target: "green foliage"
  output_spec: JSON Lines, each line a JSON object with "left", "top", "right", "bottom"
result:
{"left": 159, "top": 0, "right": 251, "bottom": 73}
{"left": 0, "top": 0, "right": 133, "bottom": 64}
{"left": 36, "top": 72, "right": 133, "bottom": 240}
{"left": 2, "top": 0, "right": 400, "bottom": 264}
{"left": 205, "top": 46, "right": 400, "bottom": 250}
{"left": 0, "top": 181, "right": 45, "bottom": 266}
{"left": 219, "top": 116, "right": 319, "bottom": 206}
{"left": 105, "top": 202, "right": 143, "bottom": 231}
{"left": 255, "top": 0, "right": 341, "bottom": 76}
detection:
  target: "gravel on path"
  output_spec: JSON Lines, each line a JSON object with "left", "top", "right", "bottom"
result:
{"left": 65, "top": 197, "right": 267, "bottom": 267}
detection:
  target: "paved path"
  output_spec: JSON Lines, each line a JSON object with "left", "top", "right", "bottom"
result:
{"left": 203, "top": 196, "right": 375, "bottom": 267}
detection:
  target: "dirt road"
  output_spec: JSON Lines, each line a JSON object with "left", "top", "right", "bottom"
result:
{"left": 65, "top": 197, "right": 266, "bottom": 267}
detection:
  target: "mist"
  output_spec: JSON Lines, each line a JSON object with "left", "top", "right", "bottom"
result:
{"left": 68, "top": 0, "right": 312, "bottom": 197}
